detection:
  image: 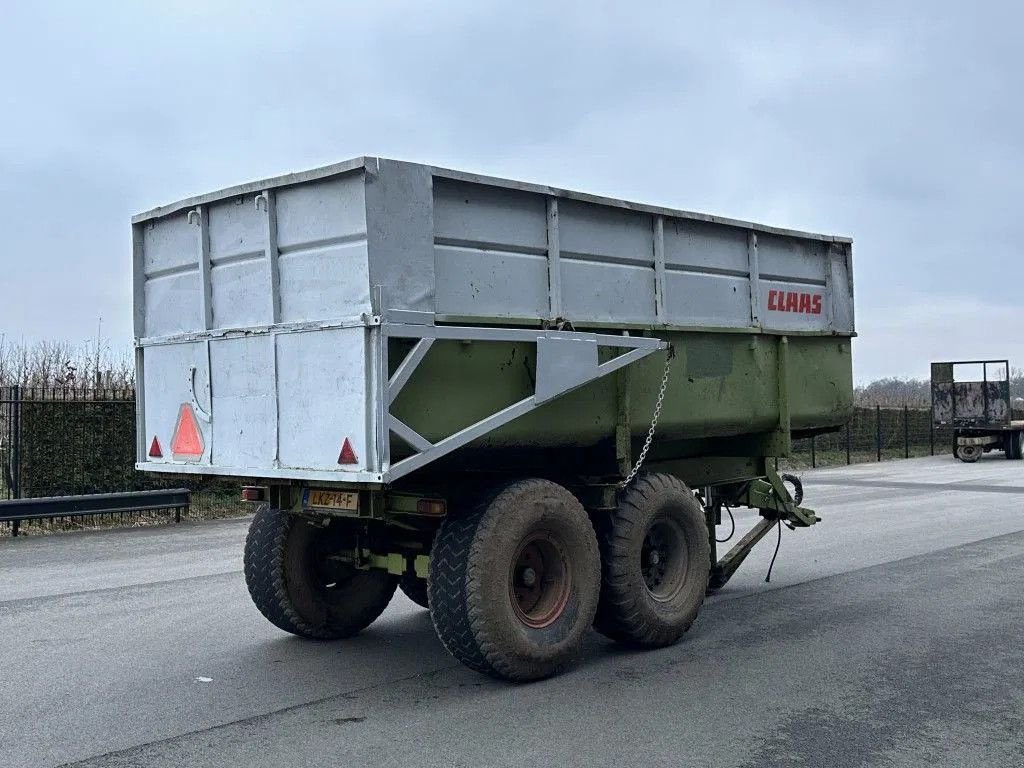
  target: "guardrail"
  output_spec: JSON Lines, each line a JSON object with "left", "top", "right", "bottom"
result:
{"left": 0, "top": 489, "right": 191, "bottom": 537}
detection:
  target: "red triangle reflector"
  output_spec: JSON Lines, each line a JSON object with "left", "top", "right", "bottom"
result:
{"left": 338, "top": 438, "right": 358, "bottom": 465}
{"left": 148, "top": 436, "right": 163, "bottom": 458}
{"left": 171, "top": 404, "right": 204, "bottom": 459}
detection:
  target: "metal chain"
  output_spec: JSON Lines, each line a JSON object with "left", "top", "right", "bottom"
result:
{"left": 620, "top": 353, "right": 673, "bottom": 488}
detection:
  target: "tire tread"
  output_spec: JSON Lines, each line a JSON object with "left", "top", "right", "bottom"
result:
{"left": 595, "top": 473, "right": 709, "bottom": 648}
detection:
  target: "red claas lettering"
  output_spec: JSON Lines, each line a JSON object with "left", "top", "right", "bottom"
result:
{"left": 766, "top": 290, "right": 824, "bottom": 315}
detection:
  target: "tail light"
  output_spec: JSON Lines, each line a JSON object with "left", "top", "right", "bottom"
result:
{"left": 416, "top": 499, "right": 447, "bottom": 516}
{"left": 241, "top": 486, "right": 266, "bottom": 503}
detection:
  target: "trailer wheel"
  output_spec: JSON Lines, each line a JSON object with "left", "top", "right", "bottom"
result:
{"left": 956, "top": 444, "right": 982, "bottom": 463}
{"left": 594, "top": 473, "right": 710, "bottom": 649}
{"left": 1005, "top": 432, "right": 1024, "bottom": 460}
{"left": 399, "top": 574, "right": 430, "bottom": 609}
{"left": 244, "top": 504, "right": 397, "bottom": 639}
{"left": 427, "top": 479, "right": 600, "bottom": 681}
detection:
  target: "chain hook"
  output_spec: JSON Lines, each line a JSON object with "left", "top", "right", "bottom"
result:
{"left": 620, "top": 347, "right": 673, "bottom": 488}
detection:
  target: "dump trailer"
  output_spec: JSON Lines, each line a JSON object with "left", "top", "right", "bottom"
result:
{"left": 932, "top": 360, "right": 1024, "bottom": 462}
{"left": 133, "top": 157, "right": 855, "bottom": 680}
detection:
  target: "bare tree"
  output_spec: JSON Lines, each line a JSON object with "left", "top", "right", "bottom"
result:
{"left": 0, "top": 336, "right": 134, "bottom": 389}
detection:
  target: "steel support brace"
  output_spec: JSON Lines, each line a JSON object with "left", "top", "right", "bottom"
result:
{"left": 709, "top": 517, "right": 776, "bottom": 590}
{"left": 615, "top": 366, "right": 633, "bottom": 477}
{"left": 382, "top": 324, "right": 668, "bottom": 483}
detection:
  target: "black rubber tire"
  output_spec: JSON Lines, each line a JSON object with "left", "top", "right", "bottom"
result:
{"left": 244, "top": 504, "right": 397, "bottom": 639}
{"left": 1006, "top": 432, "right": 1024, "bottom": 460}
{"left": 427, "top": 479, "right": 601, "bottom": 682}
{"left": 399, "top": 574, "right": 430, "bottom": 609}
{"left": 780, "top": 473, "right": 804, "bottom": 505}
{"left": 594, "top": 473, "right": 711, "bottom": 649}
{"left": 956, "top": 445, "right": 981, "bottom": 463}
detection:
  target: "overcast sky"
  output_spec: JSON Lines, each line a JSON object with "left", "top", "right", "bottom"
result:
{"left": 2, "top": 1, "right": 1022, "bottom": 383}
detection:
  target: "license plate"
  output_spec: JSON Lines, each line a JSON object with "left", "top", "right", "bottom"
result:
{"left": 304, "top": 489, "right": 359, "bottom": 511}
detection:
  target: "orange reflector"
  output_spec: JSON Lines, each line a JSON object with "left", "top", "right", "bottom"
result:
{"left": 241, "top": 486, "right": 265, "bottom": 502}
{"left": 148, "top": 436, "right": 163, "bottom": 458}
{"left": 338, "top": 438, "right": 358, "bottom": 465}
{"left": 171, "top": 404, "right": 204, "bottom": 460}
{"left": 416, "top": 499, "right": 447, "bottom": 516}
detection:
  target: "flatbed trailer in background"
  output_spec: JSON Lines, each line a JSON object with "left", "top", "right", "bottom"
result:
{"left": 932, "top": 359, "right": 1024, "bottom": 462}
{"left": 133, "top": 157, "right": 854, "bottom": 680}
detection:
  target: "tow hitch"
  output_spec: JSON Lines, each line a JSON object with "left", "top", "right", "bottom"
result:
{"left": 708, "top": 467, "right": 818, "bottom": 590}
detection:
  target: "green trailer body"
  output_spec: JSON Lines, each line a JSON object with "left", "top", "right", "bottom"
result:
{"left": 390, "top": 332, "right": 852, "bottom": 473}
{"left": 133, "top": 158, "right": 855, "bottom": 680}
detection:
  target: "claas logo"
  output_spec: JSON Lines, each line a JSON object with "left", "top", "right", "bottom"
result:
{"left": 767, "top": 290, "right": 823, "bottom": 315}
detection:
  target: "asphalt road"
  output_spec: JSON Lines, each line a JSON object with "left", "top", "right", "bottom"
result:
{"left": 1, "top": 455, "right": 1023, "bottom": 767}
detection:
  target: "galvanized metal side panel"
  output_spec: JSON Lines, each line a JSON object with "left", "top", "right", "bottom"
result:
{"left": 558, "top": 199, "right": 657, "bottom": 324}
{"left": 433, "top": 178, "right": 549, "bottom": 319}
{"left": 757, "top": 233, "right": 829, "bottom": 283}
{"left": 141, "top": 213, "right": 199, "bottom": 276}
{"left": 137, "top": 171, "right": 371, "bottom": 339}
{"left": 138, "top": 328, "right": 372, "bottom": 476}
{"left": 209, "top": 336, "right": 277, "bottom": 468}
{"left": 143, "top": 272, "right": 205, "bottom": 337}
{"left": 140, "top": 213, "right": 204, "bottom": 337}
{"left": 208, "top": 194, "right": 272, "bottom": 328}
{"left": 275, "top": 175, "right": 371, "bottom": 324}
{"left": 433, "top": 177, "right": 548, "bottom": 251}
{"left": 829, "top": 246, "right": 855, "bottom": 332}
{"left": 560, "top": 260, "right": 656, "bottom": 324}
{"left": 558, "top": 200, "right": 653, "bottom": 266}
{"left": 429, "top": 176, "right": 851, "bottom": 334}
{"left": 427, "top": 171, "right": 857, "bottom": 335}
{"left": 662, "top": 218, "right": 750, "bottom": 274}
{"left": 660, "top": 219, "right": 754, "bottom": 328}
{"left": 365, "top": 160, "right": 436, "bottom": 315}
{"left": 663, "top": 272, "right": 752, "bottom": 327}
{"left": 435, "top": 247, "right": 549, "bottom": 318}
{"left": 278, "top": 240, "right": 371, "bottom": 323}
{"left": 275, "top": 327, "right": 369, "bottom": 473}
{"left": 139, "top": 342, "right": 212, "bottom": 465}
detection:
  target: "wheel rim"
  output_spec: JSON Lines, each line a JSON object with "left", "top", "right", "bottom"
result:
{"left": 509, "top": 531, "right": 571, "bottom": 629}
{"left": 641, "top": 517, "right": 689, "bottom": 602}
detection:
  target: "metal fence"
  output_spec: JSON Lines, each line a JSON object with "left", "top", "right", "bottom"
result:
{"left": 781, "top": 405, "right": 954, "bottom": 470}
{"left": 1, "top": 386, "right": 245, "bottom": 536}
{"left": 0, "top": 385, "right": 958, "bottom": 535}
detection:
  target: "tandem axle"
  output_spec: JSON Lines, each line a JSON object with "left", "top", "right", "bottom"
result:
{"left": 239, "top": 464, "right": 815, "bottom": 681}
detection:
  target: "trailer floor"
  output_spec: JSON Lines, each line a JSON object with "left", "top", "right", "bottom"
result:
{"left": 2, "top": 456, "right": 1023, "bottom": 768}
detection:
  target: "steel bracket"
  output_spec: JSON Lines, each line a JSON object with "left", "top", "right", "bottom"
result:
{"left": 708, "top": 467, "right": 818, "bottom": 589}
{"left": 332, "top": 551, "right": 430, "bottom": 577}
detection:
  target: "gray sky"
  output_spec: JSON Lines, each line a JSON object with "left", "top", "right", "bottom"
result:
{"left": 2, "top": 0, "right": 1022, "bottom": 383}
